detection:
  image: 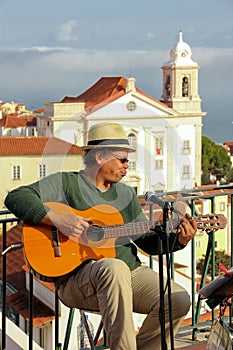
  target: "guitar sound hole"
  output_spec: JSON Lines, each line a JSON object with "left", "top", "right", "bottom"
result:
{"left": 86, "top": 225, "right": 104, "bottom": 242}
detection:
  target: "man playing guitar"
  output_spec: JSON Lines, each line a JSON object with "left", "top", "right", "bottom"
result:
{"left": 5, "top": 122, "right": 197, "bottom": 350}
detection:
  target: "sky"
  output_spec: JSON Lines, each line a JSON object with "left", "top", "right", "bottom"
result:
{"left": 0, "top": 0, "right": 232, "bottom": 143}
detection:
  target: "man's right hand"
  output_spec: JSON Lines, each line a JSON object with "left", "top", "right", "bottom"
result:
{"left": 42, "top": 211, "right": 90, "bottom": 240}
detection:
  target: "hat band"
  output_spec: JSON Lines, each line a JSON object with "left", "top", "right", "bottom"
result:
{"left": 87, "top": 138, "right": 129, "bottom": 146}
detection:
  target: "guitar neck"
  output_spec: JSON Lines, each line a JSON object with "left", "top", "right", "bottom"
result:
{"left": 104, "top": 221, "right": 153, "bottom": 239}
{"left": 101, "top": 213, "right": 227, "bottom": 240}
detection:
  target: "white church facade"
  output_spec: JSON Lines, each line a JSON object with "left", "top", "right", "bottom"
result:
{"left": 37, "top": 32, "right": 206, "bottom": 194}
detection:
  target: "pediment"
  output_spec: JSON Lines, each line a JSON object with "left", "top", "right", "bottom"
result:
{"left": 85, "top": 91, "right": 179, "bottom": 120}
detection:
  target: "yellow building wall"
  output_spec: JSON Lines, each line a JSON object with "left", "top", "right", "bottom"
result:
{"left": 0, "top": 154, "right": 83, "bottom": 210}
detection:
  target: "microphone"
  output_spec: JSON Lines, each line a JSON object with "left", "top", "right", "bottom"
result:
{"left": 145, "top": 191, "right": 186, "bottom": 220}
{"left": 144, "top": 191, "right": 169, "bottom": 208}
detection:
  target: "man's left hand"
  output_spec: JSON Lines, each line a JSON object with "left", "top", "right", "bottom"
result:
{"left": 178, "top": 214, "right": 197, "bottom": 246}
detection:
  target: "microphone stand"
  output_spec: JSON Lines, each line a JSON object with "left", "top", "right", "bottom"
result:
{"left": 153, "top": 200, "right": 175, "bottom": 350}
{"left": 163, "top": 201, "right": 175, "bottom": 350}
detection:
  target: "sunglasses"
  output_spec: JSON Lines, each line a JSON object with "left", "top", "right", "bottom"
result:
{"left": 110, "top": 153, "right": 129, "bottom": 164}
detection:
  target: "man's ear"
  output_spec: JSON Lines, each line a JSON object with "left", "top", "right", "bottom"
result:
{"left": 95, "top": 150, "right": 106, "bottom": 165}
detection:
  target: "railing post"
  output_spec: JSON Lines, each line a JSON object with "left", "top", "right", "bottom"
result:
{"left": 170, "top": 201, "right": 175, "bottom": 280}
{"left": 63, "top": 308, "right": 75, "bottom": 350}
{"left": 231, "top": 193, "right": 233, "bottom": 324}
{"left": 1, "top": 222, "right": 7, "bottom": 350}
{"left": 29, "top": 269, "right": 34, "bottom": 350}
{"left": 190, "top": 200, "right": 196, "bottom": 330}
{"left": 210, "top": 197, "right": 216, "bottom": 322}
{"left": 149, "top": 202, "right": 154, "bottom": 269}
{"left": 231, "top": 193, "right": 233, "bottom": 267}
{"left": 192, "top": 197, "right": 216, "bottom": 340}
{"left": 55, "top": 287, "right": 61, "bottom": 349}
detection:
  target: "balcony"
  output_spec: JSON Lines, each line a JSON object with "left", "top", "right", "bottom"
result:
{"left": 0, "top": 184, "right": 232, "bottom": 349}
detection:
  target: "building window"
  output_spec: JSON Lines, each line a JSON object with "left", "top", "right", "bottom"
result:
{"left": 39, "top": 327, "right": 45, "bottom": 348}
{"left": 126, "top": 101, "right": 137, "bottom": 111}
{"left": 12, "top": 165, "right": 21, "bottom": 180}
{"left": 155, "top": 137, "right": 164, "bottom": 155}
{"left": 0, "top": 281, "right": 18, "bottom": 324}
{"left": 214, "top": 241, "right": 218, "bottom": 248}
{"left": 182, "top": 165, "right": 190, "bottom": 179}
{"left": 165, "top": 75, "right": 171, "bottom": 97}
{"left": 155, "top": 160, "right": 164, "bottom": 169}
{"left": 182, "top": 140, "right": 191, "bottom": 154}
{"left": 128, "top": 132, "right": 137, "bottom": 151}
{"left": 219, "top": 202, "right": 225, "bottom": 211}
{"left": 196, "top": 240, "right": 201, "bottom": 248}
{"left": 39, "top": 164, "right": 47, "bottom": 178}
{"left": 182, "top": 77, "right": 189, "bottom": 97}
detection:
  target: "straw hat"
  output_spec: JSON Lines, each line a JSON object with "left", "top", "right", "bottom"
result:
{"left": 81, "top": 123, "right": 135, "bottom": 152}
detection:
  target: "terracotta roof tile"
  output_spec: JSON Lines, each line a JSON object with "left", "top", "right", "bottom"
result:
{"left": 61, "top": 77, "right": 126, "bottom": 107}
{"left": 196, "top": 184, "right": 229, "bottom": 195}
{"left": 0, "top": 136, "right": 83, "bottom": 156}
{"left": 0, "top": 115, "right": 36, "bottom": 128}
{"left": 0, "top": 222, "right": 25, "bottom": 291}
{"left": 224, "top": 141, "right": 233, "bottom": 155}
{"left": 34, "top": 108, "right": 44, "bottom": 113}
{"left": 6, "top": 288, "right": 55, "bottom": 327}
{"left": 61, "top": 76, "right": 169, "bottom": 114}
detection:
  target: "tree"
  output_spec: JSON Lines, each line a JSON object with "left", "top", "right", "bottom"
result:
{"left": 201, "top": 136, "right": 232, "bottom": 185}
{"left": 196, "top": 250, "right": 231, "bottom": 276}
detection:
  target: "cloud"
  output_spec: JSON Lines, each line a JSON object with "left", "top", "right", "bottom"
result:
{"left": 0, "top": 45, "right": 232, "bottom": 142}
{"left": 146, "top": 32, "right": 156, "bottom": 40}
{"left": 187, "top": 27, "right": 196, "bottom": 33}
{"left": 56, "top": 20, "right": 78, "bottom": 42}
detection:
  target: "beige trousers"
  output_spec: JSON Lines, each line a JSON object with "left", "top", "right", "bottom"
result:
{"left": 58, "top": 258, "right": 191, "bottom": 350}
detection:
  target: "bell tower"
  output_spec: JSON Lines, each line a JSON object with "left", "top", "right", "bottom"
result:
{"left": 161, "top": 31, "right": 202, "bottom": 113}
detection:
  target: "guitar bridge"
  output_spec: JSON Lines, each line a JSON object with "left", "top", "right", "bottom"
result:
{"left": 51, "top": 226, "right": 61, "bottom": 257}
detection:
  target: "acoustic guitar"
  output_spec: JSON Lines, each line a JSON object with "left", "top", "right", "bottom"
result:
{"left": 22, "top": 202, "right": 227, "bottom": 282}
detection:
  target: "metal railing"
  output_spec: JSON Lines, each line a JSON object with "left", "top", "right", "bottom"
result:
{"left": 1, "top": 184, "right": 233, "bottom": 349}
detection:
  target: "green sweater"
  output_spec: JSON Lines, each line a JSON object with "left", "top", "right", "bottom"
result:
{"left": 5, "top": 171, "right": 185, "bottom": 271}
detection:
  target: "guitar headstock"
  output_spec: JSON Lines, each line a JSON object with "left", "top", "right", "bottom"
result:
{"left": 195, "top": 213, "right": 228, "bottom": 232}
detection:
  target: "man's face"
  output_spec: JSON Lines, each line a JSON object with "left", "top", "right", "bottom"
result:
{"left": 98, "top": 149, "right": 129, "bottom": 183}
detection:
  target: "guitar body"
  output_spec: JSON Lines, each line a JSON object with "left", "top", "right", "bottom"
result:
{"left": 23, "top": 202, "right": 124, "bottom": 282}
